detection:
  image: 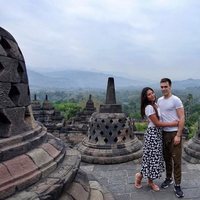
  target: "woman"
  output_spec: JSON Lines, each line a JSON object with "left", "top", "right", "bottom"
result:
{"left": 134, "top": 87, "right": 178, "bottom": 191}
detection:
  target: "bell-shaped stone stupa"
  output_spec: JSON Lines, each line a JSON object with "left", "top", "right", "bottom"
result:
{"left": 183, "top": 121, "right": 200, "bottom": 163}
{"left": 0, "top": 27, "right": 81, "bottom": 200}
{"left": 78, "top": 77, "right": 143, "bottom": 164}
{"left": 0, "top": 27, "right": 115, "bottom": 200}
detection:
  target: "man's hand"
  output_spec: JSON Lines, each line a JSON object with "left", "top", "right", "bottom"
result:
{"left": 174, "top": 135, "right": 181, "bottom": 145}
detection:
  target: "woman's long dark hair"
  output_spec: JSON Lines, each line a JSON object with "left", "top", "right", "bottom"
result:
{"left": 140, "top": 87, "right": 159, "bottom": 119}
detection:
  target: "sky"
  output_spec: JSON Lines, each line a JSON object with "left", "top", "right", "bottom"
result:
{"left": 1, "top": 0, "right": 200, "bottom": 81}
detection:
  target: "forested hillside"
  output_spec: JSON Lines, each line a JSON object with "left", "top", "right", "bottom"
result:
{"left": 28, "top": 69, "right": 200, "bottom": 140}
{"left": 31, "top": 86, "right": 200, "bottom": 139}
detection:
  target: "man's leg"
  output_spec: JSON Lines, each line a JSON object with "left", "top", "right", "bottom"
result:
{"left": 161, "top": 132, "right": 174, "bottom": 189}
{"left": 173, "top": 139, "right": 182, "bottom": 185}
{"left": 172, "top": 138, "right": 184, "bottom": 198}
{"left": 163, "top": 132, "right": 173, "bottom": 179}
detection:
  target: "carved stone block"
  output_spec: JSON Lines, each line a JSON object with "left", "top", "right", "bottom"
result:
{"left": 0, "top": 82, "right": 15, "bottom": 108}
{"left": 0, "top": 27, "right": 16, "bottom": 41}
{"left": 0, "top": 38, "right": 7, "bottom": 56}
{"left": 0, "top": 36, "right": 24, "bottom": 61}
{"left": 0, "top": 57, "right": 28, "bottom": 83}
{"left": 0, "top": 107, "right": 31, "bottom": 138}
{"left": 9, "top": 83, "right": 30, "bottom": 107}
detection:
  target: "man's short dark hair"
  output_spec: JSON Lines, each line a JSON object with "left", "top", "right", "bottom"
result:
{"left": 160, "top": 78, "right": 172, "bottom": 86}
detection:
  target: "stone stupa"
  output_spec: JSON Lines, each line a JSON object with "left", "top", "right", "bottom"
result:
{"left": 183, "top": 121, "right": 200, "bottom": 163}
{"left": 31, "top": 94, "right": 64, "bottom": 133}
{"left": 0, "top": 27, "right": 114, "bottom": 200}
{"left": 31, "top": 94, "right": 42, "bottom": 121}
{"left": 63, "top": 94, "right": 96, "bottom": 134}
{"left": 78, "top": 77, "right": 143, "bottom": 164}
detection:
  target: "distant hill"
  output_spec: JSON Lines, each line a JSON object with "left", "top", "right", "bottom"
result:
{"left": 152, "top": 78, "right": 200, "bottom": 91}
{"left": 27, "top": 69, "right": 200, "bottom": 91}
{"left": 173, "top": 78, "right": 200, "bottom": 89}
{"left": 27, "top": 69, "right": 152, "bottom": 91}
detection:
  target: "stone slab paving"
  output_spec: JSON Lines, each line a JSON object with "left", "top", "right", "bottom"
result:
{"left": 80, "top": 159, "right": 200, "bottom": 200}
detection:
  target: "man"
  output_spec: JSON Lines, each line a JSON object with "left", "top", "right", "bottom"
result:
{"left": 158, "top": 78, "right": 185, "bottom": 198}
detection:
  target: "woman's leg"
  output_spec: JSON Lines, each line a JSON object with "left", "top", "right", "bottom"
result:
{"left": 134, "top": 172, "right": 143, "bottom": 188}
{"left": 148, "top": 178, "right": 160, "bottom": 191}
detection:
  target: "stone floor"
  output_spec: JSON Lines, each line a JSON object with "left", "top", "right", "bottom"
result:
{"left": 80, "top": 159, "right": 200, "bottom": 200}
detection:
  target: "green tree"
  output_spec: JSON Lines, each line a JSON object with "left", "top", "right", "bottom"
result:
{"left": 54, "top": 101, "right": 81, "bottom": 119}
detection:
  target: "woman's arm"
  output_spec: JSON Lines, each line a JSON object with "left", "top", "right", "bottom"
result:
{"left": 149, "top": 113, "right": 178, "bottom": 127}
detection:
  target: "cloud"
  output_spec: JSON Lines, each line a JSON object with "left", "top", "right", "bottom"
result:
{"left": 0, "top": 0, "right": 200, "bottom": 81}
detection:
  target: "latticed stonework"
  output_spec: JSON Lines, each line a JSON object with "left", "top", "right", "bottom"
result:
{"left": 0, "top": 27, "right": 81, "bottom": 200}
{"left": 88, "top": 113, "right": 135, "bottom": 145}
{"left": 78, "top": 77, "right": 143, "bottom": 164}
{"left": 0, "top": 27, "right": 31, "bottom": 138}
{"left": 0, "top": 27, "right": 115, "bottom": 200}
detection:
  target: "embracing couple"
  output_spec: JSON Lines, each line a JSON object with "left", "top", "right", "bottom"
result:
{"left": 134, "top": 78, "right": 185, "bottom": 198}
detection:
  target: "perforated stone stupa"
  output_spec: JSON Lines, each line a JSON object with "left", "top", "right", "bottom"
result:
{"left": 0, "top": 27, "right": 115, "bottom": 200}
{"left": 63, "top": 94, "right": 96, "bottom": 134}
{"left": 183, "top": 122, "right": 200, "bottom": 163}
{"left": 78, "top": 77, "right": 143, "bottom": 164}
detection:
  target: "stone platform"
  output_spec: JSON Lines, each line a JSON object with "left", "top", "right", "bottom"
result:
{"left": 80, "top": 159, "right": 200, "bottom": 200}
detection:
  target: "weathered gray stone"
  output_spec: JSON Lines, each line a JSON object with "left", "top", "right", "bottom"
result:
{"left": 10, "top": 83, "right": 30, "bottom": 107}
{"left": 0, "top": 27, "right": 116, "bottom": 200}
{"left": 105, "top": 77, "right": 116, "bottom": 104}
{"left": 0, "top": 27, "right": 79, "bottom": 200}
{"left": 6, "top": 191, "right": 38, "bottom": 200}
{"left": 183, "top": 129, "right": 200, "bottom": 163}
{"left": 78, "top": 79, "right": 143, "bottom": 164}
{"left": 31, "top": 95, "right": 64, "bottom": 133}
{"left": 99, "top": 77, "right": 122, "bottom": 113}
{"left": 67, "top": 182, "right": 90, "bottom": 200}
{"left": 90, "top": 189, "right": 104, "bottom": 200}
{"left": 60, "top": 94, "right": 96, "bottom": 142}
{"left": 0, "top": 36, "right": 24, "bottom": 61}
{"left": 0, "top": 107, "right": 31, "bottom": 137}
{"left": 0, "top": 83, "right": 15, "bottom": 108}
{"left": 0, "top": 44, "right": 7, "bottom": 56}
{"left": 0, "top": 57, "right": 28, "bottom": 83}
